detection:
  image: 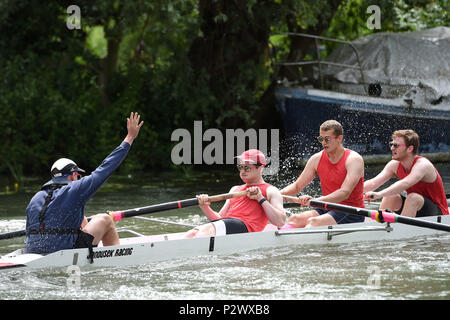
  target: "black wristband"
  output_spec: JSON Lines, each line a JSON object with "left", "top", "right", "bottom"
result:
{"left": 259, "top": 197, "right": 267, "bottom": 205}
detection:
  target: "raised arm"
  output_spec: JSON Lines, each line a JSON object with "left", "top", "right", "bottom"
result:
{"left": 75, "top": 112, "right": 144, "bottom": 201}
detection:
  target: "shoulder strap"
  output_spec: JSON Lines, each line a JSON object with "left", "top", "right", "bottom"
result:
{"left": 412, "top": 156, "right": 422, "bottom": 166}
{"left": 38, "top": 185, "right": 62, "bottom": 230}
{"left": 29, "top": 183, "right": 82, "bottom": 237}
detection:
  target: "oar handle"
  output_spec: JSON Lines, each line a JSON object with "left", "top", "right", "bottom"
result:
{"left": 282, "top": 195, "right": 299, "bottom": 202}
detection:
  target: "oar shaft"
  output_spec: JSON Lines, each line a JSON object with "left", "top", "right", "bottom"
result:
{"left": 0, "top": 191, "right": 250, "bottom": 240}
{"left": 310, "top": 200, "right": 450, "bottom": 232}
{"left": 0, "top": 230, "right": 26, "bottom": 240}
{"left": 109, "top": 190, "right": 249, "bottom": 221}
{"left": 110, "top": 198, "right": 199, "bottom": 221}
{"left": 395, "top": 215, "right": 450, "bottom": 231}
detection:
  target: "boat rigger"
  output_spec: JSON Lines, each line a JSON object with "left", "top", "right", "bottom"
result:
{"left": 1, "top": 211, "right": 448, "bottom": 271}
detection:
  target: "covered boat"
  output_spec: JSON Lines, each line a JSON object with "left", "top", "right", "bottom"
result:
{"left": 274, "top": 27, "right": 450, "bottom": 156}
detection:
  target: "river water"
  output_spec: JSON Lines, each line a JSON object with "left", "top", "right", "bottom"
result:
{"left": 0, "top": 164, "right": 449, "bottom": 302}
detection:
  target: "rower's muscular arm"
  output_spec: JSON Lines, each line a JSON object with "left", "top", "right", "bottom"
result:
{"left": 196, "top": 197, "right": 222, "bottom": 221}
{"left": 377, "top": 160, "right": 428, "bottom": 198}
{"left": 364, "top": 160, "right": 398, "bottom": 192}
{"left": 263, "top": 187, "right": 286, "bottom": 227}
{"left": 197, "top": 187, "right": 236, "bottom": 220}
{"left": 249, "top": 186, "right": 286, "bottom": 227}
{"left": 281, "top": 153, "right": 320, "bottom": 196}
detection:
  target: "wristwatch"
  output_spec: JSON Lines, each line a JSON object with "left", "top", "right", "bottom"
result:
{"left": 259, "top": 197, "right": 267, "bottom": 205}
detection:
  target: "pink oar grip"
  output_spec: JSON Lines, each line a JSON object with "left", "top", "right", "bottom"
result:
{"left": 109, "top": 211, "right": 124, "bottom": 222}
{"left": 381, "top": 212, "right": 397, "bottom": 223}
{"left": 370, "top": 211, "right": 377, "bottom": 221}
{"left": 370, "top": 210, "right": 397, "bottom": 223}
{"left": 279, "top": 224, "right": 295, "bottom": 230}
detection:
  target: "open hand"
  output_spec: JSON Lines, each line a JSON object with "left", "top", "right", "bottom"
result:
{"left": 125, "top": 112, "right": 144, "bottom": 144}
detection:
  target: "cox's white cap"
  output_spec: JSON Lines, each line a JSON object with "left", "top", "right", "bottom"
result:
{"left": 51, "top": 158, "right": 85, "bottom": 177}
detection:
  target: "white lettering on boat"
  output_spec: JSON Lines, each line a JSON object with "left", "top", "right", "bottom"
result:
{"left": 89, "top": 248, "right": 133, "bottom": 259}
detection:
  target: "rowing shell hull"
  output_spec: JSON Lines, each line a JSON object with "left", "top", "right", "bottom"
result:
{"left": 1, "top": 215, "right": 449, "bottom": 270}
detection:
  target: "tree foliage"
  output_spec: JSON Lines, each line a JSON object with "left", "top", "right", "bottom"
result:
{"left": 0, "top": 0, "right": 446, "bottom": 182}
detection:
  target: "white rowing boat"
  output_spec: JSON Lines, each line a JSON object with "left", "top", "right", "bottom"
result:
{"left": 1, "top": 214, "right": 449, "bottom": 270}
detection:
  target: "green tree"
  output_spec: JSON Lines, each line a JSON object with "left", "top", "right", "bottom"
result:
{"left": 0, "top": 0, "right": 447, "bottom": 183}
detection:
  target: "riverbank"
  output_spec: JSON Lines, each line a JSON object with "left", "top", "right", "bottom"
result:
{"left": 1, "top": 154, "right": 449, "bottom": 197}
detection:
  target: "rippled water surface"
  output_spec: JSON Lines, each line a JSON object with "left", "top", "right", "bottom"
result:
{"left": 1, "top": 234, "right": 449, "bottom": 300}
{"left": 0, "top": 166, "right": 449, "bottom": 300}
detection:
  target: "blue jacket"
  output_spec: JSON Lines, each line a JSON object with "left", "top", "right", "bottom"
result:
{"left": 25, "top": 141, "right": 131, "bottom": 254}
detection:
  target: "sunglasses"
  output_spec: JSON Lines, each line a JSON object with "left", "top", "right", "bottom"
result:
{"left": 73, "top": 172, "right": 83, "bottom": 180}
{"left": 317, "top": 136, "right": 338, "bottom": 143}
{"left": 237, "top": 165, "right": 259, "bottom": 172}
{"left": 389, "top": 142, "right": 406, "bottom": 149}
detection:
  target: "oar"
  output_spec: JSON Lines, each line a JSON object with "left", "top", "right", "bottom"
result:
{"left": 309, "top": 200, "right": 450, "bottom": 232}
{"left": 0, "top": 190, "right": 249, "bottom": 240}
{"left": 108, "top": 190, "right": 249, "bottom": 221}
{"left": 0, "top": 230, "right": 26, "bottom": 240}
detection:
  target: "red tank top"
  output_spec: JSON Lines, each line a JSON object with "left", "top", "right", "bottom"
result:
{"left": 396, "top": 157, "right": 449, "bottom": 215}
{"left": 317, "top": 149, "right": 365, "bottom": 208}
{"left": 223, "top": 183, "right": 271, "bottom": 232}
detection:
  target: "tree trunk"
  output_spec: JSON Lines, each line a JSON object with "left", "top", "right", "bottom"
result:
{"left": 98, "top": 36, "right": 120, "bottom": 108}
{"left": 187, "top": 0, "right": 273, "bottom": 127}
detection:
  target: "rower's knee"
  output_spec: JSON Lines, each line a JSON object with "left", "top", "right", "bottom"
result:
{"left": 380, "top": 194, "right": 402, "bottom": 212}
{"left": 93, "top": 213, "right": 115, "bottom": 230}
{"left": 185, "top": 224, "right": 215, "bottom": 238}
{"left": 305, "top": 216, "right": 321, "bottom": 227}
{"left": 287, "top": 214, "right": 307, "bottom": 228}
{"left": 184, "top": 228, "right": 199, "bottom": 238}
{"left": 195, "top": 224, "right": 216, "bottom": 238}
{"left": 305, "top": 214, "right": 336, "bottom": 228}
{"left": 404, "top": 193, "right": 424, "bottom": 209}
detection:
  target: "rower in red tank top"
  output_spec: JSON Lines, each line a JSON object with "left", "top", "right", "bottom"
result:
{"left": 364, "top": 129, "right": 448, "bottom": 217}
{"left": 224, "top": 183, "right": 272, "bottom": 232}
{"left": 281, "top": 120, "right": 366, "bottom": 228}
{"left": 317, "top": 149, "right": 365, "bottom": 208}
{"left": 396, "top": 156, "right": 449, "bottom": 215}
{"left": 184, "top": 150, "right": 286, "bottom": 238}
